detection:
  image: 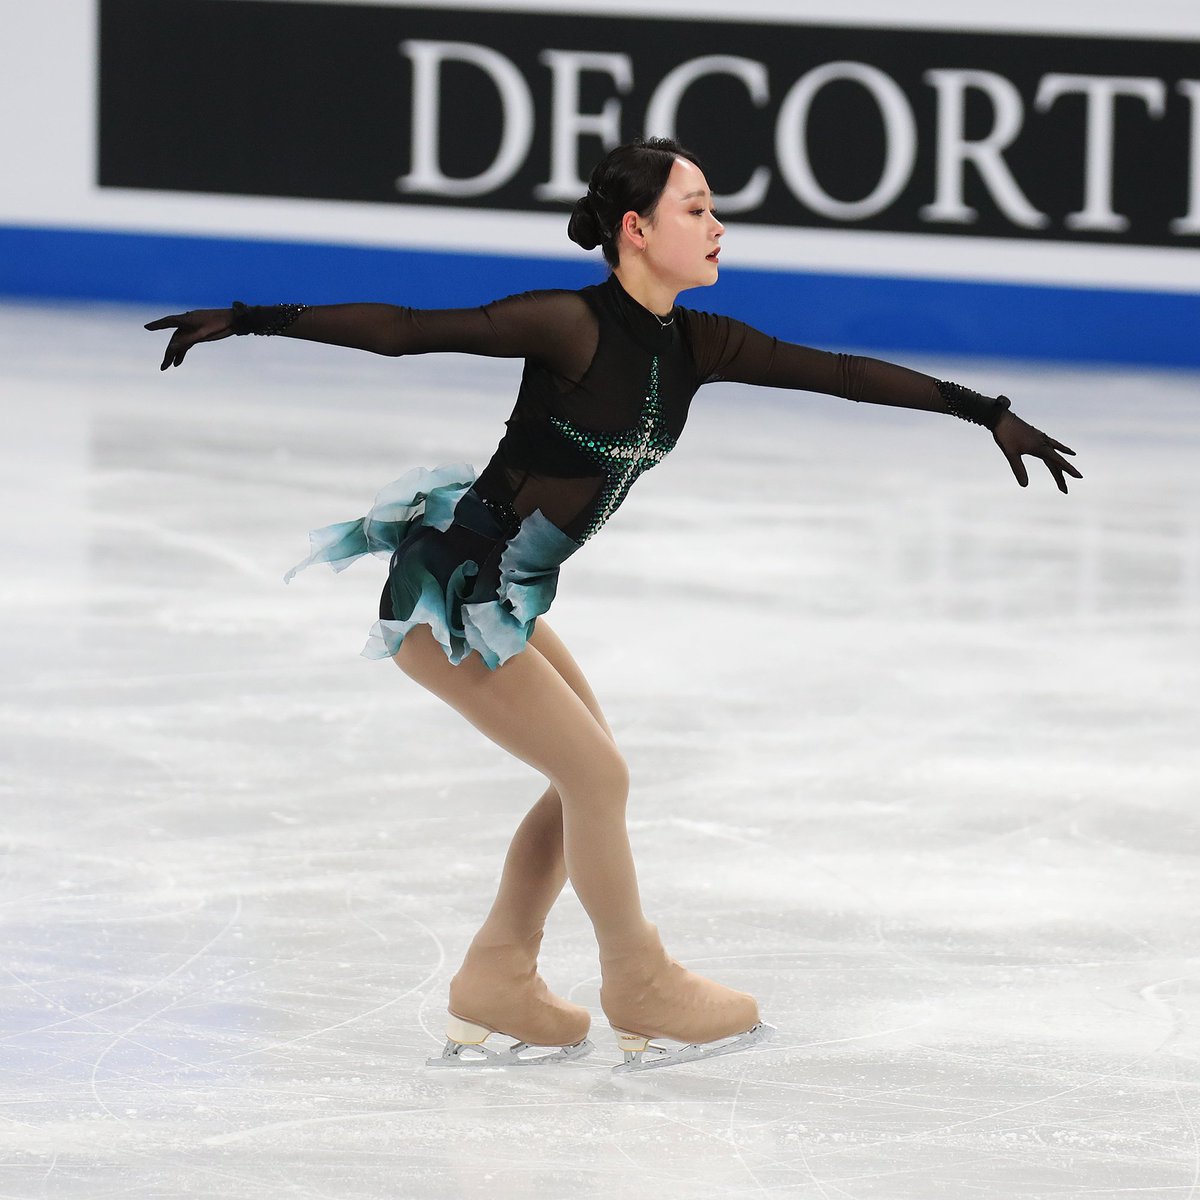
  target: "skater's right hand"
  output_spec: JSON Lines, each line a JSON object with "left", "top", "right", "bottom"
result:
{"left": 144, "top": 308, "right": 235, "bottom": 371}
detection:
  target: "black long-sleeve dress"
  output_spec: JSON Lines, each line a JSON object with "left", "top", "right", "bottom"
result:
{"left": 284, "top": 272, "right": 957, "bottom": 669}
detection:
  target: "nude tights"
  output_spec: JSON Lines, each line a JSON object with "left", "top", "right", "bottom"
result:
{"left": 393, "top": 620, "right": 649, "bottom": 953}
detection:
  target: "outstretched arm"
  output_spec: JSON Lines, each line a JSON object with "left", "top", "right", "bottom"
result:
{"left": 686, "top": 312, "right": 1083, "bottom": 494}
{"left": 145, "top": 291, "right": 590, "bottom": 374}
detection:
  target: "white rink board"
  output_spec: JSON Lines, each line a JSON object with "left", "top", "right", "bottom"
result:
{"left": 3, "top": 0, "right": 1200, "bottom": 293}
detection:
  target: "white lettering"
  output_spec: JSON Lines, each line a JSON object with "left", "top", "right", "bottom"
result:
{"left": 920, "top": 69, "right": 1048, "bottom": 229}
{"left": 1035, "top": 74, "right": 1167, "bottom": 232}
{"left": 645, "top": 55, "right": 771, "bottom": 213}
{"left": 775, "top": 62, "right": 916, "bottom": 221}
{"left": 1170, "top": 80, "right": 1200, "bottom": 235}
{"left": 397, "top": 40, "right": 533, "bottom": 198}
{"left": 534, "top": 50, "right": 633, "bottom": 201}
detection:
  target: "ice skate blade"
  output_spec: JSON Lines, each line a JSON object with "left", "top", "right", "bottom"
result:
{"left": 426, "top": 1036, "right": 594, "bottom": 1068}
{"left": 610, "top": 1022, "right": 774, "bottom": 1074}
{"left": 426, "top": 1016, "right": 594, "bottom": 1069}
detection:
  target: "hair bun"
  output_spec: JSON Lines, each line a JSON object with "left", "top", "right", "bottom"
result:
{"left": 567, "top": 194, "right": 604, "bottom": 251}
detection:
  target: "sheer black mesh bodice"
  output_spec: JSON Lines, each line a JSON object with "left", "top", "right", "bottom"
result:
{"left": 287, "top": 273, "right": 947, "bottom": 544}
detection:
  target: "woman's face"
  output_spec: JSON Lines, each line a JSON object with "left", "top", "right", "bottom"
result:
{"left": 627, "top": 157, "right": 724, "bottom": 291}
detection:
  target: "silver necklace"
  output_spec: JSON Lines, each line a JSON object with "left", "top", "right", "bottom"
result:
{"left": 653, "top": 310, "right": 675, "bottom": 328}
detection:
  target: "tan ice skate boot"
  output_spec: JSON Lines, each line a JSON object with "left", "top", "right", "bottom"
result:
{"left": 599, "top": 923, "right": 771, "bottom": 1073}
{"left": 427, "top": 930, "right": 594, "bottom": 1067}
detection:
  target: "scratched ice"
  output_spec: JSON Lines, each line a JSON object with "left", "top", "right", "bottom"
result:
{"left": 1, "top": 299, "right": 1197, "bottom": 1199}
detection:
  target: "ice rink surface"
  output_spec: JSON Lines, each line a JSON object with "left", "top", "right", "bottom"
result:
{"left": 1, "top": 299, "right": 1197, "bottom": 1199}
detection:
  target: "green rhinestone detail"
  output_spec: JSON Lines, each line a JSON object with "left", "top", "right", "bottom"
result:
{"left": 549, "top": 356, "right": 677, "bottom": 542}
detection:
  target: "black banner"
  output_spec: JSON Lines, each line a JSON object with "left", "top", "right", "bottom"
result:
{"left": 98, "top": 0, "right": 1200, "bottom": 247}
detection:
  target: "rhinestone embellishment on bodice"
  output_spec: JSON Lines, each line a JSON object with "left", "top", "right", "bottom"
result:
{"left": 548, "top": 356, "right": 677, "bottom": 542}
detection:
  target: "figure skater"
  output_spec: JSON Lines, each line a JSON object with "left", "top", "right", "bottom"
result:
{"left": 146, "top": 137, "right": 1081, "bottom": 1073}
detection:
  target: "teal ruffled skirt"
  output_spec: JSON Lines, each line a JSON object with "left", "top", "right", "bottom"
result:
{"left": 284, "top": 464, "right": 580, "bottom": 670}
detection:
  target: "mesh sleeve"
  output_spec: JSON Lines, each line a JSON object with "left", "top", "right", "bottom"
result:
{"left": 278, "top": 289, "right": 596, "bottom": 378}
{"left": 684, "top": 309, "right": 946, "bottom": 413}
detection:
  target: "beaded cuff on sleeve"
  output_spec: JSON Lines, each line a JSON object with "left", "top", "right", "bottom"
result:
{"left": 229, "top": 301, "right": 309, "bottom": 336}
{"left": 936, "top": 380, "right": 1012, "bottom": 430}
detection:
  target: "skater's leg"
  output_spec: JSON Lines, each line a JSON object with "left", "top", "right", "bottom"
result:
{"left": 443, "top": 787, "right": 585, "bottom": 1055}
{"left": 397, "top": 622, "right": 764, "bottom": 1065}
{"left": 471, "top": 619, "right": 616, "bottom": 946}
{"left": 393, "top": 624, "right": 645, "bottom": 948}
{"left": 468, "top": 784, "right": 564, "bottom": 946}
{"left": 527, "top": 618, "right": 616, "bottom": 745}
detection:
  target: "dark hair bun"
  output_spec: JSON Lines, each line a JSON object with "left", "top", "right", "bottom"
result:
{"left": 568, "top": 138, "right": 701, "bottom": 265}
{"left": 567, "top": 194, "right": 605, "bottom": 251}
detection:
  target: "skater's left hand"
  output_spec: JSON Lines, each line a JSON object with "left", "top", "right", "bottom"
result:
{"left": 992, "top": 410, "right": 1082, "bottom": 494}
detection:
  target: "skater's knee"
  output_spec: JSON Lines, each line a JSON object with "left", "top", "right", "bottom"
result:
{"left": 555, "top": 744, "right": 629, "bottom": 808}
{"left": 602, "top": 750, "right": 631, "bottom": 800}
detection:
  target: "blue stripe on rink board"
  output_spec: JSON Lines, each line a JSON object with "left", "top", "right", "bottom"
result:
{"left": 1, "top": 223, "right": 1197, "bottom": 367}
